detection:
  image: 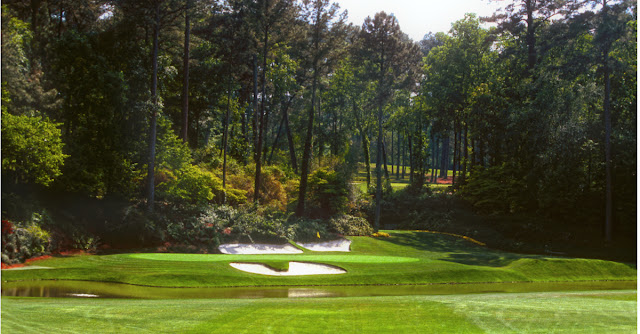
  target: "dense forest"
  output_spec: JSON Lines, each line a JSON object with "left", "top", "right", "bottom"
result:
{"left": 1, "top": 0, "right": 636, "bottom": 263}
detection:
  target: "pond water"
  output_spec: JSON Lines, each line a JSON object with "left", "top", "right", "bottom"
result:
{"left": 2, "top": 280, "right": 635, "bottom": 299}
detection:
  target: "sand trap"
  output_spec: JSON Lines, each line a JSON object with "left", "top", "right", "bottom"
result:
{"left": 230, "top": 262, "right": 346, "bottom": 276}
{"left": 2, "top": 266, "right": 53, "bottom": 271}
{"left": 297, "top": 239, "right": 351, "bottom": 252}
{"left": 219, "top": 243, "right": 303, "bottom": 254}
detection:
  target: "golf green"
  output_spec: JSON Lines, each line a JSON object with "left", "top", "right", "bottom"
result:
{"left": 128, "top": 253, "right": 420, "bottom": 264}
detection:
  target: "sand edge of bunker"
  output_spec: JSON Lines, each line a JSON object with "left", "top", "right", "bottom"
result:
{"left": 219, "top": 238, "right": 352, "bottom": 254}
{"left": 229, "top": 261, "right": 347, "bottom": 276}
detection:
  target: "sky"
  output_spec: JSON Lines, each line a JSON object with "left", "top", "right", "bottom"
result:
{"left": 335, "top": 0, "right": 502, "bottom": 41}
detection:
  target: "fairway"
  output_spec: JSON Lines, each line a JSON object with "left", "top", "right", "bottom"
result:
{"left": 2, "top": 290, "right": 636, "bottom": 333}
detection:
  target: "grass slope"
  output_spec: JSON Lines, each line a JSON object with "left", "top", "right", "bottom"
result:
{"left": 2, "top": 291, "right": 636, "bottom": 333}
{"left": 2, "top": 231, "right": 635, "bottom": 288}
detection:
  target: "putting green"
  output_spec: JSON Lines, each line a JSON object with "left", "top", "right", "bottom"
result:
{"left": 129, "top": 253, "right": 420, "bottom": 264}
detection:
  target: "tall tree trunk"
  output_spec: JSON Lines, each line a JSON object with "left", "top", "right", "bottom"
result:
{"left": 222, "top": 82, "right": 232, "bottom": 196}
{"left": 526, "top": 0, "right": 536, "bottom": 71}
{"left": 180, "top": 0, "right": 191, "bottom": 143}
{"left": 316, "top": 95, "right": 323, "bottom": 165}
{"left": 602, "top": 0, "right": 613, "bottom": 242}
{"left": 284, "top": 99, "right": 298, "bottom": 173}
{"left": 432, "top": 137, "right": 439, "bottom": 183}
{"left": 382, "top": 138, "right": 390, "bottom": 179}
{"left": 58, "top": 2, "right": 63, "bottom": 39}
{"left": 452, "top": 123, "right": 458, "bottom": 187}
{"left": 254, "top": 23, "right": 269, "bottom": 204}
{"left": 401, "top": 134, "right": 406, "bottom": 179}
{"left": 146, "top": 2, "right": 161, "bottom": 212}
{"left": 296, "top": 75, "right": 318, "bottom": 216}
{"left": 252, "top": 55, "right": 259, "bottom": 166}
{"left": 362, "top": 132, "right": 371, "bottom": 187}
{"left": 479, "top": 139, "right": 486, "bottom": 168}
{"left": 440, "top": 134, "right": 449, "bottom": 178}
{"left": 470, "top": 138, "right": 476, "bottom": 172}
{"left": 268, "top": 100, "right": 287, "bottom": 165}
{"left": 408, "top": 134, "right": 413, "bottom": 184}
{"left": 374, "top": 102, "right": 383, "bottom": 230}
{"left": 354, "top": 104, "right": 371, "bottom": 187}
{"left": 396, "top": 131, "right": 401, "bottom": 179}
{"left": 390, "top": 131, "right": 394, "bottom": 175}
{"left": 462, "top": 123, "right": 468, "bottom": 180}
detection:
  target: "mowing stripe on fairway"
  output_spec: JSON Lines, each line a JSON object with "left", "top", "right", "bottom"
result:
{"left": 128, "top": 253, "right": 420, "bottom": 264}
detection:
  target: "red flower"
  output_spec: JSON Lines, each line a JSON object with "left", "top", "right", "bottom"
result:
{"left": 223, "top": 227, "right": 232, "bottom": 235}
{"left": 2, "top": 220, "right": 14, "bottom": 235}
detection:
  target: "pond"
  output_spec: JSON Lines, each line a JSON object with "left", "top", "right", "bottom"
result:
{"left": 2, "top": 280, "right": 635, "bottom": 299}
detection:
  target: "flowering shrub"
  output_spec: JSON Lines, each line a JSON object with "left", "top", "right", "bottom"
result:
{"left": 328, "top": 215, "right": 374, "bottom": 236}
{"left": 1, "top": 221, "right": 51, "bottom": 265}
{"left": 372, "top": 232, "right": 390, "bottom": 238}
{"left": 2, "top": 220, "right": 14, "bottom": 235}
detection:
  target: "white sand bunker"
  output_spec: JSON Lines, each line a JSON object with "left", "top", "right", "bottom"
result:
{"left": 297, "top": 238, "right": 351, "bottom": 252}
{"left": 2, "top": 266, "right": 54, "bottom": 271}
{"left": 230, "top": 262, "right": 346, "bottom": 276}
{"left": 219, "top": 243, "right": 303, "bottom": 254}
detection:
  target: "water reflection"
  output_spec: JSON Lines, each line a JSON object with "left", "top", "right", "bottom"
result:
{"left": 1, "top": 280, "right": 635, "bottom": 299}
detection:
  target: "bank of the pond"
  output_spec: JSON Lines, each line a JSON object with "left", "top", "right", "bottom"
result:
{"left": 2, "top": 279, "right": 636, "bottom": 299}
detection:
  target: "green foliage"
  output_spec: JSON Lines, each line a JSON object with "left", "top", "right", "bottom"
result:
{"left": 206, "top": 205, "right": 292, "bottom": 244}
{"left": 1, "top": 111, "right": 67, "bottom": 186}
{"left": 307, "top": 168, "right": 349, "bottom": 217}
{"left": 328, "top": 214, "right": 374, "bottom": 236}
{"left": 1, "top": 220, "right": 51, "bottom": 265}
{"left": 229, "top": 164, "right": 289, "bottom": 209}
{"left": 155, "top": 117, "right": 191, "bottom": 171}
{"left": 164, "top": 217, "right": 220, "bottom": 253}
{"left": 157, "top": 165, "right": 223, "bottom": 205}
{"left": 460, "top": 164, "right": 530, "bottom": 215}
{"left": 289, "top": 217, "right": 330, "bottom": 242}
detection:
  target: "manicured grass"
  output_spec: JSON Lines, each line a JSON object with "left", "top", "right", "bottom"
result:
{"left": 2, "top": 231, "right": 635, "bottom": 288}
{"left": 2, "top": 290, "right": 636, "bottom": 333}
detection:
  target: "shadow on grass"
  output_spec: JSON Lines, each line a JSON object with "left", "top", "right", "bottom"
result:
{"left": 379, "top": 231, "right": 542, "bottom": 267}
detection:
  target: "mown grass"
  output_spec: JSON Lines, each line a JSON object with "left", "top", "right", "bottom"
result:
{"left": 2, "top": 231, "right": 635, "bottom": 288}
{"left": 2, "top": 290, "right": 636, "bottom": 333}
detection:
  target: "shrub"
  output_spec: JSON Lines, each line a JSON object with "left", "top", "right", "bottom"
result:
{"left": 372, "top": 231, "right": 390, "bottom": 238}
{"left": 460, "top": 164, "right": 531, "bottom": 214}
{"left": 157, "top": 165, "right": 247, "bottom": 206}
{"left": 289, "top": 217, "right": 331, "bottom": 242}
{"left": 230, "top": 164, "right": 288, "bottom": 209}
{"left": 307, "top": 168, "right": 349, "bottom": 217}
{"left": 198, "top": 205, "right": 292, "bottom": 244}
{"left": 164, "top": 216, "right": 220, "bottom": 253}
{"left": 328, "top": 214, "right": 374, "bottom": 236}
{"left": 157, "top": 165, "right": 221, "bottom": 205}
{"left": 1, "top": 220, "right": 51, "bottom": 264}
{"left": 1, "top": 111, "right": 68, "bottom": 186}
